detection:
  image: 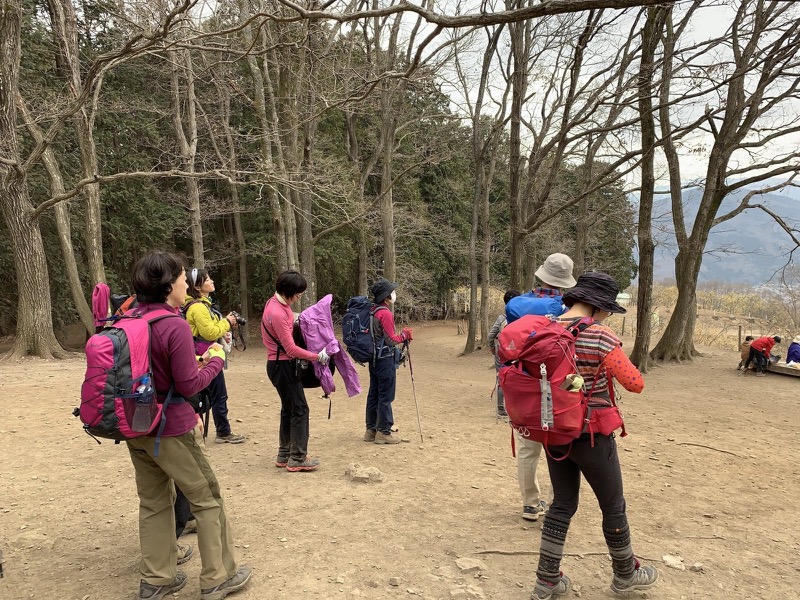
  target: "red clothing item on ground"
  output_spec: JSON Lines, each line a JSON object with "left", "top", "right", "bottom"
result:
{"left": 750, "top": 336, "right": 776, "bottom": 356}
{"left": 137, "top": 302, "right": 224, "bottom": 436}
{"left": 261, "top": 295, "right": 318, "bottom": 362}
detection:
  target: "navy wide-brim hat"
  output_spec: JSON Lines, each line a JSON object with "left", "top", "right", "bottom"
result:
{"left": 370, "top": 278, "right": 398, "bottom": 304}
{"left": 562, "top": 272, "right": 626, "bottom": 314}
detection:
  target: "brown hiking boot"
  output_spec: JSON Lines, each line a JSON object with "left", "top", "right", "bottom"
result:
{"left": 374, "top": 431, "right": 401, "bottom": 444}
{"left": 363, "top": 429, "right": 377, "bottom": 442}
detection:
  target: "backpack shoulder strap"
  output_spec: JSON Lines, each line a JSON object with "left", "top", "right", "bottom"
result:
{"left": 261, "top": 298, "right": 286, "bottom": 360}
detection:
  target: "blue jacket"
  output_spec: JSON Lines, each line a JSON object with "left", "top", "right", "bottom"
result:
{"left": 787, "top": 342, "right": 800, "bottom": 363}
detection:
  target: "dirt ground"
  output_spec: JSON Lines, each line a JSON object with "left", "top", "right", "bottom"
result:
{"left": 1, "top": 321, "right": 799, "bottom": 600}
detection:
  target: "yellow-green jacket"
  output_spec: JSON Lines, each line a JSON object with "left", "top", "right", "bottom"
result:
{"left": 184, "top": 296, "right": 230, "bottom": 342}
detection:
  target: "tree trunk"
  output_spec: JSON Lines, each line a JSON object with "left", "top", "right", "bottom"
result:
{"left": 16, "top": 92, "right": 94, "bottom": 334}
{"left": 48, "top": 0, "right": 105, "bottom": 283}
{"left": 464, "top": 184, "right": 479, "bottom": 354}
{"left": 169, "top": 47, "right": 204, "bottom": 267}
{"left": 238, "top": 2, "right": 287, "bottom": 270}
{"left": 507, "top": 14, "right": 527, "bottom": 290}
{"left": 651, "top": 247, "right": 702, "bottom": 361}
{"left": 0, "top": 0, "right": 67, "bottom": 358}
{"left": 630, "top": 6, "right": 666, "bottom": 371}
{"left": 357, "top": 225, "right": 368, "bottom": 296}
{"left": 379, "top": 155, "right": 396, "bottom": 281}
{"left": 0, "top": 180, "right": 68, "bottom": 359}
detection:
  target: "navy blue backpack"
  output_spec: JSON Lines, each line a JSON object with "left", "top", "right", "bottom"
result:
{"left": 342, "top": 296, "right": 389, "bottom": 364}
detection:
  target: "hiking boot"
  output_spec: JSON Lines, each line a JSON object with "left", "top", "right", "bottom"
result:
{"left": 177, "top": 543, "right": 193, "bottom": 564}
{"left": 200, "top": 566, "right": 253, "bottom": 600}
{"left": 531, "top": 573, "right": 571, "bottom": 599}
{"left": 522, "top": 500, "right": 548, "bottom": 521}
{"left": 215, "top": 433, "right": 246, "bottom": 444}
{"left": 610, "top": 562, "right": 659, "bottom": 594}
{"left": 138, "top": 571, "right": 187, "bottom": 600}
{"left": 286, "top": 456, "right": 320, "bottom": 472}
{"left": 182, "top": 518, "right": 197, "bottom": 535}
{"left": 364, "top": 429, "right": 377, "bottom": 442}
{"left": 374, "top": 431, "right": 401, "bottom": 444}
{"left": 756, "top": 372, "right": 766, "bottom": 377}
{"left": 275, "top": 455, "right": 289, "bottom": 468}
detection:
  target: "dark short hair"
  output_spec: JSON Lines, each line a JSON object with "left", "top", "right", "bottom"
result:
{"left": 504, "top": 289, "right": 521, "bottom": 305}
{"left": 745, "top": 336, "right": 754, "bottom": 341}
{"left": 187, "top": 267, "right": 210, "bottom": 300}
{"left": 774, "top": 335, "right": 782, "bottom": 343}
{"left": 275, "top": 270, "right": 307, "bottom": 298}
{"left": 131, "top": 251, "right": 185, "bottom": 303}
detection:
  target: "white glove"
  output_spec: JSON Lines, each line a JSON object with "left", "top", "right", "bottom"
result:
{"left": 317, "top": 348, "right": 329, "bottom": 365}
{"left": 222, "top": 332, "right": 233, "bottom": 354}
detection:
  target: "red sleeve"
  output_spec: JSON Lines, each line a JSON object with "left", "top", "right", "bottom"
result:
{"left": 604, "top": 345, "right": 644, "bottom": 393}
{"left": 374, "top": 306, "right": 405, "bottom": 344}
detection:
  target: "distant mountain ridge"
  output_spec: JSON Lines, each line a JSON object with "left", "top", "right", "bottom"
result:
{"left": 633, "top": 181, "right": 800, "bottom": 285}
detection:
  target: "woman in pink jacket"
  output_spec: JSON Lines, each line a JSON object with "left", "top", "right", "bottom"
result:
{"left": 261, "top": 270, "right": 329, "bottom": 472}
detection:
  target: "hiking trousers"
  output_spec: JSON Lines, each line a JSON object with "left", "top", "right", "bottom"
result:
{"left": 366, "top": 354, "right": 396, "bottom": 434}
{"left": 745, "top": 347, "right": 768, "bottom": 373}
{"left": 201, "top": 370, "right": 231, "bottom": 437}
{"left": 127, "top": 428, "right": 238, "bottom": 589}
{"left": 267, "top": 360, "right": 310, "bottom": 461}
{"left": 536, "top": 434, "right": 637, "bottom": 584}
{"left": 516, "top": 433, "right": 553, "bottom": 508}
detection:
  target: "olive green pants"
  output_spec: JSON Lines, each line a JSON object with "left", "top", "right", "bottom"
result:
{"left": 127, "top": 428, "right": 238, "bottom": 588}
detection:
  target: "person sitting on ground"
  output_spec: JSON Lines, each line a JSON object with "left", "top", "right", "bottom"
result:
{"left": 364, "top": 278, "right": 413, "bottom": 445}
{"left": 744, "top": 335, "right": 781, "bottom": 377}
{"left": 127, "top": 251, "right": 251, "bottom": 600}
{"left": 786, "top": 335, "right": 800, "bottom": 365}
{"left": 532, "top": 271, "right": 658, "bottom": 599}
{"left": 509, "top": 254, "right": 576, "bottom": 523}
{"left": 184, "top": 268, "right": 246, "bottom": 444}
{"left": 261, "top": 270, "right": 329, "bottom": 472}
{"left": 488, "top": 289, "right": 521, "bottom": 418}
{"left": 738, "top": 335, "right": 755, "bottom": 370}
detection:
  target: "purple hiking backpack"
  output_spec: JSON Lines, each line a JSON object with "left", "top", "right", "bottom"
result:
{"left": 78, "top": 308, "right": 179, "bottom": 451}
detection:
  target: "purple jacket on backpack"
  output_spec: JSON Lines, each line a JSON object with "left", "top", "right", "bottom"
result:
{"left": 299, "top": 294, "right": 361, "bottom": 397}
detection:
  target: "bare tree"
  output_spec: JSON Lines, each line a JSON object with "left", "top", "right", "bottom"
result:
{"left": 628, "top": 5, "right": 668, "bottom": 371}
{"left": 47, "top": 0, "right": 106, "bottom": 284}
{"left": 0, "top": 0, "right": 195, "bottom": 358}
{"left": 652, "top": 0, "right": 800, "bottom": 362}
{"left": 169, "top": 43, "right": 205, "bottom": 266}
{"left": 16, "top": 94, "right": 95, "bottom": 335}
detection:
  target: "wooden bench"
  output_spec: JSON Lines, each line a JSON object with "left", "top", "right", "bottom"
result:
{"left": 766, "top": 362, "right": 800, "bottom": 377}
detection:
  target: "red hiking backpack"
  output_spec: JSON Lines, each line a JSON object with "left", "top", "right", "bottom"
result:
{"left": 78, "top": 309, "right": 180, "bottom": 451}
{"left": 498, "top": 315, "right": 621, "bottom": 452}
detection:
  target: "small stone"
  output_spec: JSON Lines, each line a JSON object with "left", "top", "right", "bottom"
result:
{"left": 689, "top": 562, "right": 706, "bottom": 573}
{"left": 279, "top": 537, "right": 288, "bottom": 542}
{"left": 662, "top": 554, "right": 685, "bottom": 571}
{"left": 389, "top": 577, "right": 401, "bottom": 586}
{"left": 335, "top": 575, "right": 345, "bottom": 584}
{"left": 455, "top": 557, "right": 487, "bottom": 574}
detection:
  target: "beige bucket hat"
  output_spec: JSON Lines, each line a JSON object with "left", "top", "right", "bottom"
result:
{"left": 534, "top": 253, "right": 577, "bottom": 289}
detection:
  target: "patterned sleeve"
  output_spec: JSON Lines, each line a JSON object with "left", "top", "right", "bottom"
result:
{"left": 604, "top": 345, "right": 644, "bottom": 393}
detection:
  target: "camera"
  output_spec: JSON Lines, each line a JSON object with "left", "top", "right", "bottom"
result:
{"left": 230, "top": 311, "right": 247, "bottom": 326}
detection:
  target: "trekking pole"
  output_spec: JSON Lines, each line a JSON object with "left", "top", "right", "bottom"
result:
{"left": 404, "top": 340, "right": 424, "bottom": 443}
